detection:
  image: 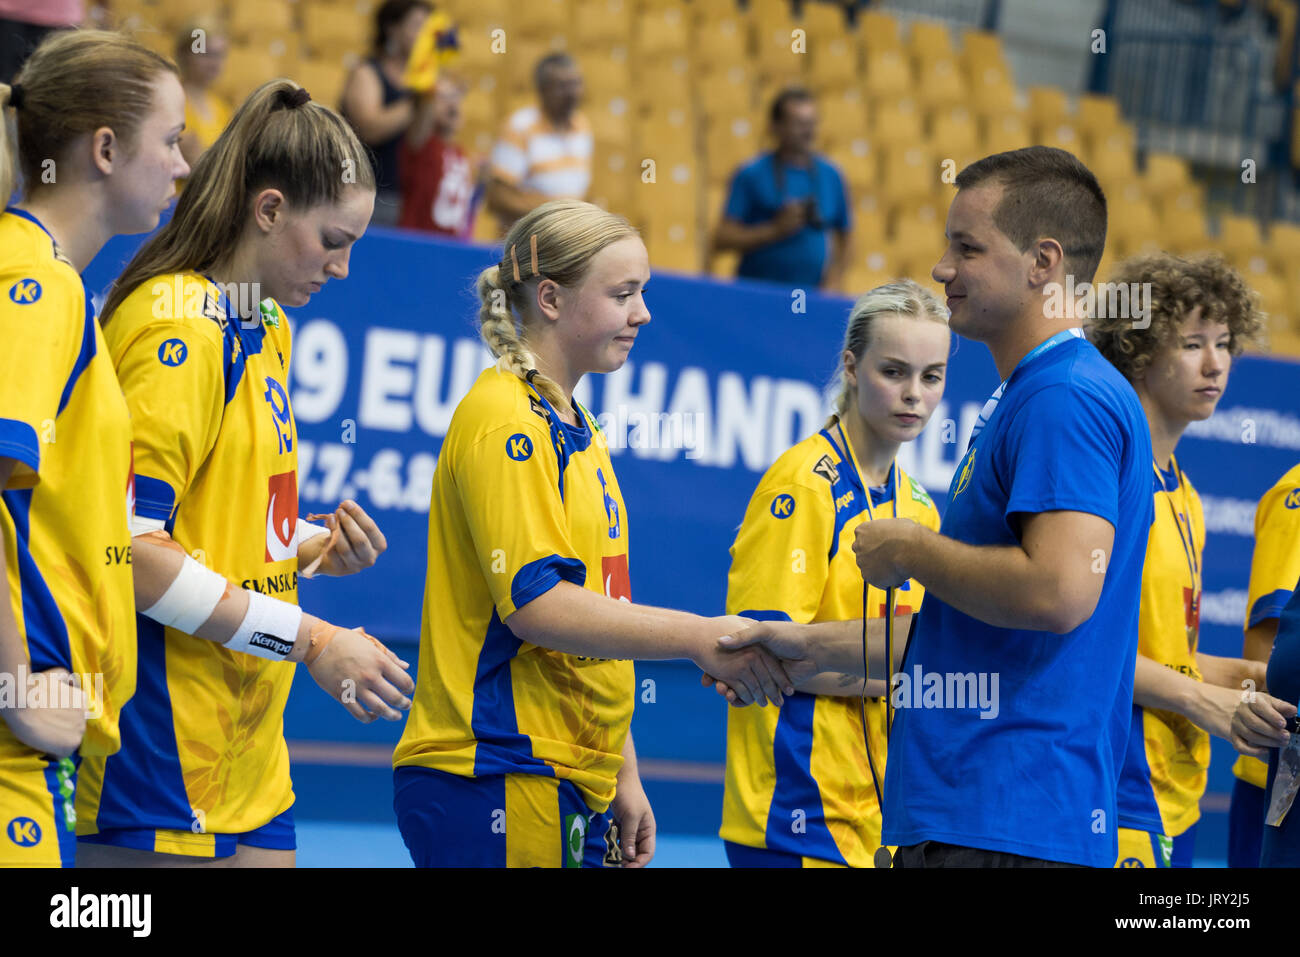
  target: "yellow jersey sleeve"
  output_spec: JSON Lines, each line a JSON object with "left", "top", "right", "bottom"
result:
{"left": 726, "top": 468, "right": 835, "bottom": 624}
{"left": 0, "top": 266, "right": 82, "bottom": 487}
{"left": 1246, "top": 466, "right": 1300, "bottom": 628}
{"left": 453, "top": 417, "right": 586, "bottom": 621}
{"left": 107, "top": 316, "right": 226, "bottom": 522}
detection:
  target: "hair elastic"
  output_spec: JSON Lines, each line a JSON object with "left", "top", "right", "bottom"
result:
{"left": 287, "top": 87, "right": 312, "bottom": 108}
{"left": 525, "top": 368, "right": 540, "bottom": 384}
{"left": 7, "top": 83, "right": 23, "bottom": 110}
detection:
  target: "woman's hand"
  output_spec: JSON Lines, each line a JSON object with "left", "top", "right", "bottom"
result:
{"left": 299, "top": 501, "right": 388, "bottom": 577}
{"left": 611, "top": 774, "right": 656, "bottom": 868}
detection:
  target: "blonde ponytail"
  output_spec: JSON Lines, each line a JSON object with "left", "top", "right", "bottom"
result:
{"left": 0, "top": 82, "right": 17, "bottom": 207}
{"left": 473, "top": 199, "right": 639, "bottom": 419}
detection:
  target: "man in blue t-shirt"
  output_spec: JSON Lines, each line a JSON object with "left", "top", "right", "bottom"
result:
{"left": 715, "top": 147, "right": 1153, "bottom": 868}
{"left": 713, "top": 87, "right": 850, "bottom": 290}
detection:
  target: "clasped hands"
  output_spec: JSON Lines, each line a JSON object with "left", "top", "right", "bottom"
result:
{"left": 701, "top": 518, "right": 919, "bottom": 706}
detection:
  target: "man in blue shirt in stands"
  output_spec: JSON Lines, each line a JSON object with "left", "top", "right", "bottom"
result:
{"left": 716, "top": 146, "right": 1153, "bottom": 867}
{"left": 713, "top": 87, "right": 850, "bottom": 290}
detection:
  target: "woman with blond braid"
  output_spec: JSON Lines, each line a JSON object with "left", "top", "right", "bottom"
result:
{"left": 393, "top": 199, "right": 797, "bottom": 868}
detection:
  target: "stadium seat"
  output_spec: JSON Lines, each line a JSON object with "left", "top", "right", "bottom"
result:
{"left": 512, "top": 0, "right": 571, "bottom": 39}
{"left": 216, "top": 47, "right": 282, "bottom": 105}
{"left": 843, "top": 247, "right": 901, "bottom": 298}
{"left": 1217, "top": 214, "right": 1267, "bottom": 265}
{"left": 1026, "top": 86, "right": 1069, "bottom": 133}
{"left": 1076, "top": 93, "right": 1122, "bottom": 138}
{"left": 641, "top": 104, "right": 696, "bottom": 160}
{"left": 802, "top": 0, "right": 848, "bottom": 36}
{"left": 980, "top": 111, "right": 1032, "bottom": 155}
{"left": 705, "top": 115, "right": 761, "bottom": 185}
{"left": 577, "top": 51, "right": 632, "bottom": 97}
{"left": 867, "top": 97, "right": 923, "bottom": 148}
{"left": 863, "top": 49, "right": 911, "bottom": 100}
{"left": 635, "top": 6, "right": 690, "bottom": 60}
{"left": 1142, "top": 152, "right": 1194, "bottom": 196}
{"left": 694, "top": 15, "right": 748, "bottom": 69}
{"left": 967, "top": 78, "right": 1019, "bottom": 121}
{"left": 1155, "top": 201, "right": 1213, "bottom": 256}
{"left": 914, "top": 58, "right": 965, "bottom": 111}
{"left": 1265, "top": 221, "right": 1300, "bottom": 275}
{"left": 587, "top": 92, "right": 634, "bottom": 148}
{"left": 906, "top": 19, "right": 955, "bottom": 68}
{"left": 960, "top": 29, "right": 1008, "bottom": 75}
{"left": 819, "top": 88, "right": 868, "bottom": 148}
{"left": 828, "top": 139, "right": 876, "bottom": 194}
{"left": 754, "top": 20, "right": 805, "bottom": 82}
{"left": 574, "top": 0, "right": 633, "bottom": 45}
{"left": 303, "top": 7, "right": 371, "bottom": 61}
{"left": 697, "top": 65, "right": 753, "bottom": 118}
{"left": 878, "top": 143, "right": 937, "bottom": 208}
{"left": 589, "top": 149, "right": 635, "bottom": 219}
{"left": 808, "top": 34, "right": 858, "bottom": 92}
{"left": 292, "top": 56, "right": 347, "bottom": 109}
{"left": 228, "top": 0, "right": 292, "bottom": 41}
{"left": 858, "top": 9, "right": 904, "bottom": 56}
{"left": 633, "top": 59, "right": 692, "bottom": 113}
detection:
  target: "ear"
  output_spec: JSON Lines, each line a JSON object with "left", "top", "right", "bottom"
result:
{"left": 1027, "top": 237, "right": 1065, "bottom": 291}
{"left": 535, "top": 278, "right": 562, "bottom": 323}
{"left": 251, "top": 189, "right": 286, "bottom": 234}
{"left": 90, "top": 127, "right": 117, "bottom": 176}
{"left": 842, "top": 348, "right": 858, "bottom": 388}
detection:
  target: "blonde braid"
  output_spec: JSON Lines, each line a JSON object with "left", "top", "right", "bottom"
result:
{"left": 475, "top": 265, "right": 573, "bottom": 417}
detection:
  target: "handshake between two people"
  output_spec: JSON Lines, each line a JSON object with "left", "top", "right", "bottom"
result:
{"left": 698, "top": 518, "right": 919, "bottom": 707}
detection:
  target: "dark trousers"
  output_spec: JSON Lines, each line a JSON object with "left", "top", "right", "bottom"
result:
{"left": 892, "top": 840, "right": 1086, "bottom": 868}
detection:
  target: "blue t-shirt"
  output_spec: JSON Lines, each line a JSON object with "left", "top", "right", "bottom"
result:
{"left": 1260, "top": 583, "right": 1300, "bottom": 867}
{"left": 880, "top": 335, "right": 1154, "bottom": 867}
{"left": 723, "top": 153, "right": 849, "bottom": 288}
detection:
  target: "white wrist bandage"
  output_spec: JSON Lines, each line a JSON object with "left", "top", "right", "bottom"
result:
{"left": 141, "top": 555, "right": 227, "bottom": 634}
{"left": 224, "top": 590, "right": 304, "bottom": 661}
{"left": 296, "top": 520, "right": 329, "bottom": 547}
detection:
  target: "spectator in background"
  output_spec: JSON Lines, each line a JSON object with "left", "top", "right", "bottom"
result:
{"left": 175, "top": 20, "right": 231, "bottom": 171}
{"left": 714, "top": 88, "right": 850, "bottom": 290}
{"left": 484, "top": 53, "right": 592, "bottom": 233}
{"left": 0, "top": 0, "right": 82, "bottom": 83}
{"left": 399, "top": 71, "right": 480, "bottom": 238}
{"left": 341, "top": 0, "right": 432, "bottom": 226}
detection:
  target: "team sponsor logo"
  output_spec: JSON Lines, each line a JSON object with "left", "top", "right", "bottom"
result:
{"left": 564, "top": 813, "right": 586, "bottom": 867}
{"left": 8, "top": 278, "right": 40, "bottom": 304}
{"left": 157, "top": 338, "right": 188, "bottom": 366}
{"left": 602, "top": 553, "right": 631, "bottom": 602}
{"left": 770, "top": 493, "right": 796, "bottom": 518}
{"left": 241, "top": 571, "right": 299, "bottom": 594}
{"left": 597, "top": 468, "right": 620, "bottom": 539}
{"left": 7, "top": 817, "right": 40, "bottom": 846}
{"left": 1119, "top": 857, "right": 1144, "bottom": 868}
{"left": 1285, "top": 488, "right": 1300, "bottom": 509}
{"left": 249, "top": 632, "right": 294, "bottom": 657}
{"left": 811, "top": 454, "right": 840, "bottom": 485}
{"left": 909, "top": 476, "right": 933, "bottom": 507}
{"left": 506, "top": 433, "right": 532, "bottom": 461}
{"left": 259, "top": 299, "right": 281, "bottom": 329}
{"left": 953, "top": 447, "right": 976, "bottom": 497}
{"left": 528, "top": 395, "right": 551, "bottom": 423}
{"left": 265, "top": 471, "right": 298, "bottom": 562}
{"left": 263, "top": 377, "right": 294, "bottom": 455}
{"left": 834, "top": 490, "right": 854, "bottom": 511}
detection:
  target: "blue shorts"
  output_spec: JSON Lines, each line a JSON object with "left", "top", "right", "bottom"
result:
{"left": 393, "top": 765, "right": 620, "bottom": 868}
{"left": 77, "top": 806, "right": 296, "bottom": 858}
{"left": 1229, "top": 777, "right": 1266, "bottom": 868}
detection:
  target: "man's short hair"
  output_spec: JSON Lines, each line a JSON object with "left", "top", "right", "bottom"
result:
{"left": 769, "top": 86, "right": 815, "bottom": 126}
{"left": 534, "top": 52, "right": 578, "bottom": 88}
{"left": 955, "top": 146, "right": 1108, "bottom": 285}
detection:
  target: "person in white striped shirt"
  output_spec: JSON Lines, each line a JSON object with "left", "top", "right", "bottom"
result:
{"left": 485, "top": 53, "right": 592, "bottom": 232}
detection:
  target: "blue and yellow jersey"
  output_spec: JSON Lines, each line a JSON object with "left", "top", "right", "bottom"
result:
{"left": 394, "top": 368, "right": 636, "bottom": 813}
{"left": 720, "top": 420, "right": 940, "bottom": 866}
{"left": 1117, "top": 460, "right": 1207, "bottom": 837}
{"left": 77, "top": 272, "right": 300, "bottom": 838}
{"left": 1234, "top": 463, "right": 1300, "bottom": 789}
{"left": 0, "top": 208, "right": 136, "bottom": 766}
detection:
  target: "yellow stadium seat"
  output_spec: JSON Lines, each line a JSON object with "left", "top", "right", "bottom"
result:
{"left": 1076, "top": 93, "right": 1122, "bottom": 137}
{"left": 215, "top": 48, "right": 282, "bottom": 106}
{"left": 859, "top": 9, "right": 903, "bottom": 56}
{"left": 907, "top": 19, "right": 955, "bottom": 67}
{"left": 1085, "top": 121, "right": 1137, "bottom": 179}
{"left": 635, "top": 6, "right": 689, "bottom": 60}
{"left": 1108, "top": 185, "right": 1160, "bottom": 250}
{"left": 808, "top": 34, "right": 858, "bottom": 91}
{"left": 1266, "top": 221, "right": 1300, "bottom": 275}
{"left": 879, "top": 143, "right": 938, "bottom": 208}
{"left": 843, "top": 248, "right": 902, "bottom": 298}
{"left": 980, "top": 111, "right": 1032, "bottom": 155}
{"left": 749, "top": 0, "right": 794, "bottom": 32}
{"left": 1036, "top": 121, "right": 1084, "bottom": 157}
{"left": 819, "top": 88, "right": 868, "bottom": 148}
{"left": 637, "top": 157, "right": 699, "bottom": 223}
{"left": 587, "top": 92, "right": 634, "bottom": 148}
{"left": 229, "top": 0, "right": 292, "bottom": 41}
{"left": 960, "top": 29, "right": 1007, "bottom": 73}
{"left": 868, "top": 97, "right": 924, "bottom": 147}
{"left": 1217, "top": 214, "right": 1266, "bottom": 264}
{"left": 577, "top": 52, "right": 632, "bottom": 97}
{"left": 705, "top": 115, "right": 761, "bottom": 184}
{"left": 698, "top": 65, "right": 753, "bottom": 118}
{"left": 291, "top": 57, "right": 347, "bottom": 109}
{"left": 152, "top": 0, "right": 215, "bottom": 32}
{"left": 590, "top": 149, "right": 635, "bottom": 219}
{"left": 927, "top": 106, "right": 980, "bottom": 169}
{"left": 1155, "top": 202, "right": 1212, "bottom": 256}
{"left": 828, "top": 139, "right": 876, "bottom": 194}
{"left": 1026, "top": 86, "right": 1069, "bottom": 131}
{"left": 890, "top": 197, "right": 944, "bottom": 246}
{"left": 303, "top": 7, "right": 371, "bottom": 60}
{"left": 633, "top": 60, "right": 692, "bottom": 113}
{"left": 575, "top": 0, "right": 633, "bottom": 45}
{"left": 967, "top": 78, "right": 1019, "bottom": 120}
{"left": 914, "top": 58, "right": 965, "bottom": 111}
{"left": 1242, "top": 264, "right": 1290, "bottom": 341}
{"left": 646, "top": 224, "right": 704, "bottom": 275}
{"left": 642, "top": 104, "right": 697, "bottom": 159}
{"left": 513, "top": 0, "right": 571, "bottom": 39}
{"left": 755, "top": 20, "right": 805, "bottom": 81}
{"left": 863, "top": 49, "right": 911, "bottom": 100}
{"left": 802, "top": 1, "right": 848, "bottom": 36}
{"left": 454, "top": 0, "right": 511, "bottom": 28}
{"left": 694, "top": 15, "right": 748, "bottom": 70}
{"left": 1142, "top": 152, "right": 1193, "bottom": 196}
{"left": 851, "top": 188, "right": 887, "bottom": 244}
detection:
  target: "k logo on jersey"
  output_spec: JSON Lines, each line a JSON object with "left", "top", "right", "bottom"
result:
{"left": 506, "top": 433, "right": 532, "bottom": 461}
{"left": 158, "top": 338, "right": 188, "bottom": 366}
{"left": 771, "top": 494, "right": 796, "bottom": 518}
{"left": 265, "top": 471, "right": 298, "bottom": 562}
{"left": 1285, "top": 488, "right": 1300, "bottom": 509}
{"left": 8, "top": 278, "right": 41, "bottom": 304}
{"left": 7, "top": 817, "right": 40, "bottom": 846}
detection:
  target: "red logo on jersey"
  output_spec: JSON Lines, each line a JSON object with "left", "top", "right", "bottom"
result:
{"left": 266, "top": 471, "right": 298, "bottom": 562}
{"left": 602, "top": 554, "right": 631, "bottom": 603}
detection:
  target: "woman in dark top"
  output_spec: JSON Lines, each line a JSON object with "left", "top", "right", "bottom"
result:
{"left": 340, "top": 0, "right": 432, "bottom": 226}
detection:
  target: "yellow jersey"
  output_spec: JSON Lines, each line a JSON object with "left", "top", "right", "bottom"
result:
{"left": 77, "top": 273, "right": 300, "bottom": 837}
{"left": 394, "top": 368, "right": 636, "bottom": 813}
{"left": 1234, "top": 463, "right": 1300, "bottom": 788}
{"left": 720, "top": 421, "right": 940, "bottom": 866}
{"left": 1117, "top": 459, "right": 1207, "bottom": 836}
{"left": 0, "top": 208, "right": 136, "bottom": 768}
